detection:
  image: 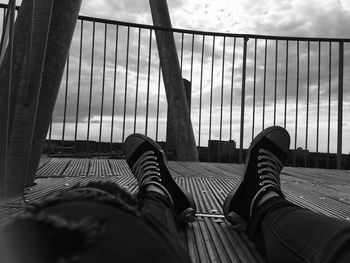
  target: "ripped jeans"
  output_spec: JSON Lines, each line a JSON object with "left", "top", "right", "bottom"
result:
{"left": 0, "top": 182, "right": 191, "bottom": 263}
{"left": 248, "top": 197, "right": 350, "bottom": 263}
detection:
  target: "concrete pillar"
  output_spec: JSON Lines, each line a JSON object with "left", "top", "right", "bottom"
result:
{"left": 0, "top": 0, "right": 82, "bottom": 196}
{"left": 149, "top": 0, "right": 198, "bottom": 161}
{"left": 26, "top": 0, "right": 82, "bottom": 187}
{"left": 166, "top": 78, "right": 191, "bottom": 154}
{"left": 0, "top": 0, "right": 54, "bottom": 196}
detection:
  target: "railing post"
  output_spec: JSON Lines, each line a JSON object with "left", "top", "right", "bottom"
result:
{"left": 239, "top": 37, "right": 248, "bottom": 163}
{"left": 337, "top": 41, "right": 344, "bottom": 169}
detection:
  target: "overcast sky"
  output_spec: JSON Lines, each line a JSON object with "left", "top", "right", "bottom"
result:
{"left": 78, "top": 0, "right": 350, "bottom": 37}
{"left": 1, "top": 0, "right": 350, "bottom": 153}
{"left": 2, "top": 0, "right": 349, "bottom": 36}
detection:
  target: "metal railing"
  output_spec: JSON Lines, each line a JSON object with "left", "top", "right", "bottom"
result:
{"left": 1, "top": 4, "right": 349, "bottom": 168}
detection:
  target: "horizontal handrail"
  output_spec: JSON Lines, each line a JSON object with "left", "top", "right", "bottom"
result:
{"left": 1, "top": 3, "right": 350, "bottom": 42}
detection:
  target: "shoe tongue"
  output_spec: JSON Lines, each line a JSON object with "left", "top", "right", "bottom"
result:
{"left": 265, "top": 131, "right": 290, "bottom": 153}
{"left": 258, "top": 137, "right": 288, "bottom": 163}
{"left": 127, "top": 141, "right": 156, "bottom": 166}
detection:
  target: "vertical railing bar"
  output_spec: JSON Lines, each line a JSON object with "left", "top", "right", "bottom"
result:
{"left": 294, "top": 41, "right": 300, "bottom": 166}
{"left": 74, "top": 20, "right": 83, "bottom": 151}
{"left": 122, "top": 26, "right": 130, "bottom": 143}
{"left": 110, "top": 25, "right": 119, "bottom": 152}
{"left": 180, "top": 32, "right": 184, "bottom": 74}
{"left": 188, "top": 32, "right": 194, "bottom": 156}
{"left": 209, "top": 36, "right": 215, "bottom": 142}
{"left": 274, "top": 40, "right": 278, "bottom": 126}
{"left": 284, "top": 40, "right": 289, "bottom": 129}
{"left": 198, "top": 35, "right": 205, "bottom": 146}
{"left": 327, "top": 42, "right": 332, "bottom": 168}
{"left": 23, "top": 0, "right": 34, "bottom": 106}
{"left": 305, "top": 41, "right": 310, "bottom": 150}
{"left": 2, "top": 8, "right": 5, "bottom": 26}
{"left": 145, "top": 29, "right": 152, "bottom": 136}
{"left": 220, "top": 36, "right": 226, "bottom": 143}
{"left": 48, "top": 120, "right": 52, "bottom": 154}
{"left": 316, "top": 41, "right": 321, "bottom": 165}
{"left": 252, "top": 38, "right": 257, "bottom": 140}
{"left": 337, "top": 41, "right": 344, "bottom": 169}
{"left": 1, "top": 0, "right": 15, "bottom": 195}
{"left": 229, "top": 37, "right": 236, "bottom": 142}
{"left": 61, "top": 54, "right": 69, "bottom": 147}
{"left": 87, "top": 21, "right": 95, "bottom": 155}
{"left": 228, "top": 37, "right": 236, "bottom": 163}
{"left": 134, "top": 28, "right": 141, "bottom": 133}
{"left": 218, "top": 37, "right": 226, "bottom": 163}
{"left": 239, "top": 37, "right": 248, "bottom": 163}
{"left": 262, "top": 39, "right": 267, "bottom": 130}
{"left": 190, "top": 34, "right": 194, "bottom": 84}
{"left": 156, "top": 30, "right": 162, "bottom": 142}
{"left": 156, "top": 55, "right": 161, "bottom": 141}
{"left": 98, "top": 23, "right": 107, "bottom": 157}
{"left": 0, "top": 3, "right": 10, "bottom": 63}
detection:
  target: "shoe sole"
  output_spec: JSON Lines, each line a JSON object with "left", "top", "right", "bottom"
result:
{"left": 223, "top": 126, "right": 288, "bottom": 223}
{"left": 125, "top": 134, "right": 196, "bottom": 223}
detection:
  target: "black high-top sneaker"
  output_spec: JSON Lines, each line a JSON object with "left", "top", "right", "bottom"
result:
{"left": 124, "top": 134, "right": 196, "bottom": 223}
{"left": 223, "top": 126, "right": 290, "bottom": 224}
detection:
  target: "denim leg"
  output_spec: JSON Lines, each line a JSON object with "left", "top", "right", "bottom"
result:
{"left": 141, "top": 191, "right": 181, "bottom": 241}
{"left": 248, "top": 197, "right": 350, "bottom": 263}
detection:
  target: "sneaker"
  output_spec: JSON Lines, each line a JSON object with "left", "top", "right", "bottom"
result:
{"left": 223, "top": 126, "right": 290, "bottom": 224}
{"left": 124, "top": 134, "right": 196, "bottom": 223}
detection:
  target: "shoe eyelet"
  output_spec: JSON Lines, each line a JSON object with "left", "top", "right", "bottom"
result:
{"left": 259, "top": 176, "right": 263, "bottom": 179}
{"left": 258, "top": 170, "right": 262, "bottom": 174}
{"left": 259, "top": 182, "right": 263, "bottom": 186}
{"left": 258, "top": 156, "right": 261, "bottom": 160}
{"left": 257, "top": 163, "right": 261, "bottom": 167}
{"left": 259, "top": 149, "right": 263, "bottom": 153}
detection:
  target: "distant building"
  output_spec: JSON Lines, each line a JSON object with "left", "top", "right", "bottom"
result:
{"left": 208, "top": 140, "right": 236, "bottom": 162}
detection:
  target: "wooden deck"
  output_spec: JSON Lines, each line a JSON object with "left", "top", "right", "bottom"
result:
{"left": 1, "top": 158, "right": 350, "bottom": 263}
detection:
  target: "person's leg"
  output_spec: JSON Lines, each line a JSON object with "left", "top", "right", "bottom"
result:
{"left": 124, "top": 133, "right": 197, "bottom": 260}
{"left": 124, "top": 133, "right": 197, "bottom": 225}
{"left": 0, "top": 181, "right": 193, "bottom": 263}
{"left": 249, "top": 196, "right": 350, "bottom": 263}
{"left": 140, "top": 190, "right": 181, "bottom": 239}
{"left": 1, "top": 134, "right": 196, "bottom": 263}
{"left": 223, "top": 126, "right": 350, "bottom": 263}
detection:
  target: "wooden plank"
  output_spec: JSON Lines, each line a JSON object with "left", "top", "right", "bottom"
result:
{"left": 36, "top": 158, "right": 71, "bottom": 177}
{"left": 62, "top": 158, "right": 89, "bottom": 177}
{"left": 109, "top": 159, "right": 133, "bottom": 177}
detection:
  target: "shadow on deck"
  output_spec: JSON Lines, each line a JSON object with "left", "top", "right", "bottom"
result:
{"left": 1, "top": 158, "right": 350, "bottom": 262}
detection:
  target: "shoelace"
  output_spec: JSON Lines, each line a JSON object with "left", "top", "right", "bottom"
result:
{"left": 131, "top": 150, "right": 173, "bottom": 204}
{"left": 249, "top": 148, "right": 283, "bottom": 217}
